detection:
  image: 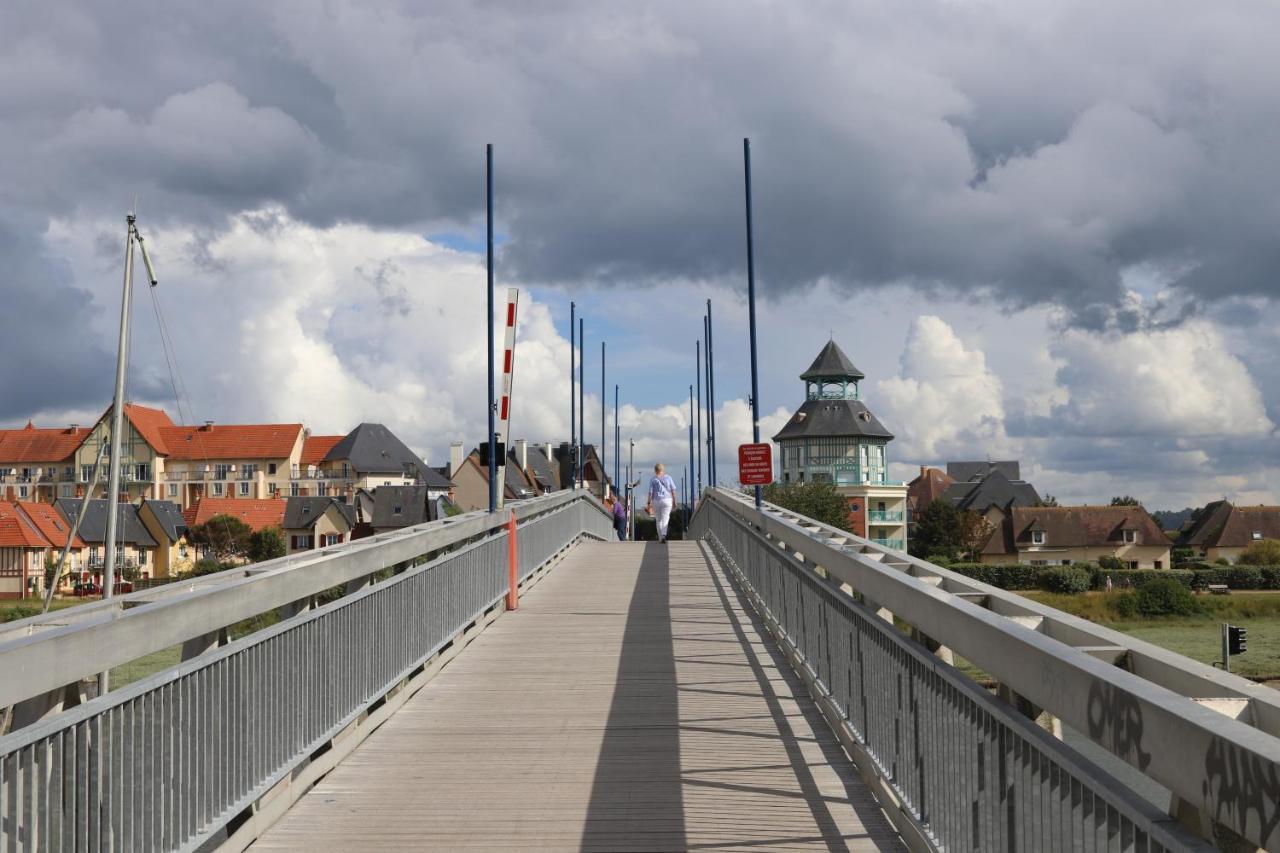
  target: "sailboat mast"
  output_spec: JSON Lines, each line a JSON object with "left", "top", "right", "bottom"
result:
{"left": 102, "top": 215, "right": 137, "bottom": 615}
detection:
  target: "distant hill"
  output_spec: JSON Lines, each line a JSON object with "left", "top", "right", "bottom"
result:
{"left": 1152, "top": 507, "right": 1197, "bottom": 531}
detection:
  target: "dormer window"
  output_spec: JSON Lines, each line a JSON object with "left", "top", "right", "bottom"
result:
{"left": 1031, "top": 530, "right": 1045, "bottom": 545}
{"left": 1122, "top": 529, "right": 1137, "bottom": 544}
{"left": 1254, "top": 531, "right": 1264, "bottom": 540}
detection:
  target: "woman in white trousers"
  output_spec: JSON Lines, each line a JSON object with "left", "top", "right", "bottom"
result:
{"left": 646, "top": 462, "right": 678, "bottom": 543}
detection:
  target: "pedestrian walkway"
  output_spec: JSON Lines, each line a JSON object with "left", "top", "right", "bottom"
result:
{"left": 252, "top": 541, "right": 904, "bottom": 851}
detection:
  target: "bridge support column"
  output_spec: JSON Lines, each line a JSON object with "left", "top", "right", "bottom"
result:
{"left": 6, "top": 680, "right": 87, "bottom": 732}
{"left": 910, "top": 628, "right": 954, "bottom": 665}
{"left": 181, "top": 627, "right": 230, "bottom": 661}
{"left": 996, "top": 683, "right": 1062, "bottom": 738}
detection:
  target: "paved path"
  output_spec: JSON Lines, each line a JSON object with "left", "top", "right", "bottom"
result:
{"left": 253, "top": 541, "right": 904, "bottom": 852}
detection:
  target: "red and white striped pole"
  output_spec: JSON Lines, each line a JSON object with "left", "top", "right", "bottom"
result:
{"left": 495, "top": 287, "right": 520, "bottom": 509}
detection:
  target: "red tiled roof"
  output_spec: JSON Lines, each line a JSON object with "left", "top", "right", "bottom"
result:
{"left": 183, "top": 497, "right": 285, "bottom": 531}
{"left": 0, "top": 424, "right": 89, "bottom": 463}
{"left": 0, "top": 503, "right": 50, "bottom": 548}
{"left": 15, "top": 502, "right": 85, "bottom": 548}
{"left": 301, "top": 435, "right": 343, "bottom": 466}
{"left": 122, "top": 404, "right": 176, "bottom": 455}
{"left": 160, "top": 424, "right": 304, "bottom": 461}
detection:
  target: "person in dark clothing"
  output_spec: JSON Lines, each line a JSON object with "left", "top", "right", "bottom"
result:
{"left": 609, "top": 496, "right": 627, "bottom": 541}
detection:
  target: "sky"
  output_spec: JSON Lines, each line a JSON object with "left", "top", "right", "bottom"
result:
{"left": 3, "top": 0, "right": 1279, "bottom": 509}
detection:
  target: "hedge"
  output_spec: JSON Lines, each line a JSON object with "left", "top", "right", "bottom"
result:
{"left": 946, "top": 563, "right": 1041, "bottom": 590}
{"left": 943, "top": 562, "right": 1280, "bottom": 593}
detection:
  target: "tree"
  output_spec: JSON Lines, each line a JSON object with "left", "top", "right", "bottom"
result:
{"left": 187, "top": 514, "right": 253, "bottom": 562}
{"left": 1238, "top": 538, "right": 1280, "bottom": 566}
{"left": 1035, "top": 494, "right": 1059, "bottom": 507}
{"left": 956, "top": 511, "right": 995, "bottom": 561}
{"left": 1110, "top": 496, "right": 1142, "bottom": 507}
{"left": 910, "top": 500, "right": 962, "bottom": 559}
{"left": 247, "top": 526, "right": 286, "bottom": 563}
{"left": 759, "top": 481, "right": 852, "bottom": 532}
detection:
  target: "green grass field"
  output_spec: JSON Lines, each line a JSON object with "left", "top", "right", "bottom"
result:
{"left": 1022, "top": 590, "right": 1280, "bottom": 681}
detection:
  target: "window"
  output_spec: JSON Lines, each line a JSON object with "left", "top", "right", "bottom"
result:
{"left": 1128, "top": 561, "right": 1139, "bottom": 570}
{"left": 1254, "top": 531, "right": 1264, "bottom": 540}
{"left": 63, "top": 466, "right": 73, "bottom": 482}
{"left": 393, "top": 505, "right": 403, "bottom": 515}
{"left": 138, "top": 550, "right": 147, "bottom": 566}
{"left": 1154, "top": 560, "right": 1163, "bottom": 570}
{"left": 168, "top": 483, "right": 178, "bottom": 497}
{"left": 1122, "top": 529, "right": 1137, "bottom": 544}
{"left": 290, "top": 482, "right": 300, "bottom": 497}
{"left": 213, "top": 483, "right": 224, "bottom": 496}
{"left": 318, "top": 482, "right": 328, "bottom": 496}
{"left": 242, "top": 464, "right": 259, "bottom": 478}
{"left": 214, "top": 464, "right": 231, "bottom": 480}
{"left": 134, "top": 463, "right": 149, "bottom": 482}
{"left": 81, "top": 465, "right": 95, "bottom": 483}
{"left": 62, "top": 485, "right": 73, "bottom": 498}
{"left": 268, "top": 463, "right": 277, "bottom": 475}
{"left": 18, "top": 486, "right": 27, "bottom": 499}
{"left": 238, "top": 482, "right": 250, "bottom": 496}
{"left": 1031, "top": 530, "right": 1045, "bottom": 545}
{"left": 1030, "top": 560, "right": 1048, "bottom": 566}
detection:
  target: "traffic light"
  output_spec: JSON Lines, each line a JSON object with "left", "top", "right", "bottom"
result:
{"left": 1228, "top": 625, "right": 1248, "bottom": 656}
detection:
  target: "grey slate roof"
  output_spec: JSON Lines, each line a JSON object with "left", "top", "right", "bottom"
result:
{"left": 284, "top": 496, "right": 354, "bottom": 530}
{"left": 54, "top": 499, "right": 158, "bottom": 548}
{"left": 799, "top": 341, "right": 865, "bottom": 381}
{"left": 947, "top": 461, "right": 1021, "bottom": 483}
{"left": 524, "top": 447, "right": 560, "bottom": 491}
{"left": 941, "top": 469, "right": 1041, "bottom": 513}
{"left": 324, "top": 423, "right": 429, "bottom": 477}
{"left": 772, "top": 399, "right": 893, "bottom": 442}
{"left": 141, "top": 499, "right": 187, "bottom": 543}
{"left": 373, "top": 486, "right": 429, "bottom": 528}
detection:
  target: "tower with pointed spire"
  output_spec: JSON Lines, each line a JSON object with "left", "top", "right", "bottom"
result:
{"left": 772, "top": 341, "right": 908, "bottom": 547}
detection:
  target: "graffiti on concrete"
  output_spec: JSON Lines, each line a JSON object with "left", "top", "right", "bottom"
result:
{"left": 1202, "top": 736, "right": 1280, "bottom": 846}
{"left": 1085, "top": 680, "right": 1151, "bottom": 770}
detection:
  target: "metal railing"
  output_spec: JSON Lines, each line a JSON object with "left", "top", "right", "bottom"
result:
{"left": 0, "top": 490, "right": 613, "bottom": 851}
{"left": 870, "top": 536, "right": 905, "bottom": 550}
{"left": 867, "top": 510, "right": 904, "bottom": 524}
{"left": 692, "top": 488, "right": 1280, "bottom": 851}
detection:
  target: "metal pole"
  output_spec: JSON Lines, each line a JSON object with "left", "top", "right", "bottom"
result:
{"left": 688, "top": 385, "right": 695, "bottom": 514}
{"left": 570, "top": 301, "right": 575, "bottom": 489}
{"left": 578, "top": 318, "right": 585, "bottom": 491}
{"left": 486, "top": 144, "right": 497, "bottom": 513}
{"left": 1222, "top": 622, "right": 1230, "bottom": 673}
{"left": 696, "top": 340, "right": 702, "bottom": 499}
{"left": 614, "top": 384, "right": 620, "bottom": 495}
{"left": 706, "top": 300, "right": 717, "bottom": 488}
{"left": 628, "top": 439, "right": 635, "bottom": 540}
{"left": 100, "top": 213, "right": 137, "bottom": 693}
{"left": 743, "top": 138, "right": 762, "bottom": 508}
{"left": 601, "top": 340, "right": 606, "bottom": 497}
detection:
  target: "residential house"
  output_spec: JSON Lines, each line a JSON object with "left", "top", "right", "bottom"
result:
{"left": 54, "top": 498, "right": 159, "bottom": 584}
{"left": 773, "top": 341, "right": 908, "bottom": 549}
{"left": 450, "top": 444, "right": 545, "bottom": 511}
{"left": 905, "top": 466, "right": 954, "bottom": 538}
{"left": 283, "top": 497, "right": 356, "bottom": 553}
{"left": 941, "top": 461, "right": 1042, "bottom": 513}
{"left": 182, "top": 497, "right": 286, "bottom": 535}
{"left": 0, "top": 423, "right": 90, "bottom": 503}
{"left": 320, "top": 423, "right": 431, "bottom": 492}
{"left": 550, "top": 442, "right": 608, "bottom": 498}
{"left": 0, "top": 501, "right": 87, "bottom": 598}
{"left": 1182, "top": 501, "right": 1280, "bottom": 564}
{"left": 370, "top": 486, "right": 451, "bottom": 533}
{"left": 137, "top": 499, "right": 193, "bottom": 577}
{"left": 980, "top": 505, "right": 1171, "bottom": 569}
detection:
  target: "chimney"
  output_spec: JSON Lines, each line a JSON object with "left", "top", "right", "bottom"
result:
{"left": 449, "top": 442, "right": 464, "bottom": 477}
{"left": 920, "top": 465, "right": 927, "bottom": 478}
{"left": 202, "top": 420, "right": 215, "bottom": 431}
{"left": 543, "top": 442, "right": 554, "bottom": 462}
{"left": 69, "top": 424, "right": 79, "bottom": 433}
{"left": 514, "top": 439, "right": 528, "bottom": 472}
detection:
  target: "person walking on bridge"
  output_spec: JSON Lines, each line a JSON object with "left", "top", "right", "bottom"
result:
{"left": 646, "top": 462, "right": 677, "bottom": 544}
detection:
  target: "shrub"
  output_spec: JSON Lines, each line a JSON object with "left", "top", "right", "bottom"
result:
{"left": 1238, "top": 538, "right": 1280, "bottom": 566}
{"left": 1097, "top": 555, "right": 1126, "bottom": 572}
{"left": 946, "top": 563, "right": 1041, "bottom": 590}
{"left": 1040, "top": 567, "right": 1091, "bottom": 594}
{"left": 1228, "top": 565, "right": 1264, "bottom": 589}
{"left": 1109, "top": 593, "right": 1139, "bottom": 619}
{"left": 1133, "top": 577, "right": 1201, "bottom": 617}
{"left": 1091, "top": 568, "right": 1193, "bottom": 590}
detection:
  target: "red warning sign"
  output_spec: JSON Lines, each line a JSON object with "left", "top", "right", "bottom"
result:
{"left": 738, "top": 443, "right": 774, "bottom": 486}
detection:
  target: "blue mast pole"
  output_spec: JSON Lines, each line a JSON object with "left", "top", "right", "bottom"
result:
{"left": 601, "top": 340, "right": 606, "bottom": 497}
{"left": 486, "top": 144, "right": 497, "bottom": 513}
{"left": 706, "top": 302, "right": 717, "bottom": 488}
{"left": 696, "top": 340, "right": 702, "bottom": 501}
{"left": 570, "top": 301, "right": 575, "bottom": 489}
{"left": 688, "top": 385, "right": 695, "bottom": 517}
{"left": 743, "top": 138, "right": 762, "bottom": 509}
{"left": 614, "top": 384, "right": 620, "bottom": 495}
{"left": 578, "top": 318, "right": 585, "bottom": 490}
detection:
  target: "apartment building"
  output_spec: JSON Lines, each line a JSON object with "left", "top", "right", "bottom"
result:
{"left": 0, "top": 423, "right": 91, "bottom": 503}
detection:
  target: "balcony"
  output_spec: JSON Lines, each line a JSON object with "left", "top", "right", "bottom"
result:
{"left": 291, "top": 468, "right": 352, "bottom": 481}
{"left": 870, "top": 537, "right": 905, "bottom": 551}
{"left": 867, "top": 510, "right": 904, "bottom": 524}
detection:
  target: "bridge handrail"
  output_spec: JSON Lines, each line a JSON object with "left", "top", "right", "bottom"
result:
{"left": 0, "top": 489, "right": 609, "bottom": 710}
{"left": 0, "top": 489, "right": 613, "bottom": 851}
{"left": 695, "top": 488, "right": 1280, "bottom": 851}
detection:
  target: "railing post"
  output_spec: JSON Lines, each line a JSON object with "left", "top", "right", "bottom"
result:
{"left": 506, "top": 512, "right": 519, "bottom": 611}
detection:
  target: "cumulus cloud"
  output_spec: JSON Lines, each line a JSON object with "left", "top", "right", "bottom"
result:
{"left": 875, "top": 316, "right": 1011, "bottom": 460}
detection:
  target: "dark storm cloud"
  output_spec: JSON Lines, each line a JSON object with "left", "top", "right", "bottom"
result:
{"left": 5, "top": 0, "right": 1280, "bottom": 328}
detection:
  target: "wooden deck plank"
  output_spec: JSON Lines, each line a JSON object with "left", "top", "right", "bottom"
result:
{"left": 251, "top": 541, "right": 904, "bottom": 852}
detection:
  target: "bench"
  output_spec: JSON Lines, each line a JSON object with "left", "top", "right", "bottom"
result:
{"left": 1207, "top": 584, "right": 1230, "bottom": 595}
